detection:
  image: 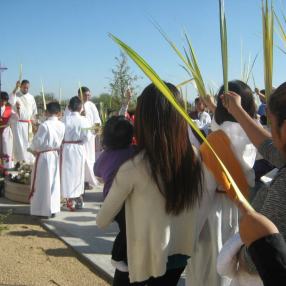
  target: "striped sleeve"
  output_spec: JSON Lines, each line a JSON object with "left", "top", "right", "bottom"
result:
{"left": 258, "top": 139, "right": 286, "bottom": 168}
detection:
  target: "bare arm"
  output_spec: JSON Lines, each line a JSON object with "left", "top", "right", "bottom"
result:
{"left": 255, "top": 88, "right": 266, "bottom": 104}
{"left": 12, "top": 81, "right": 20, "bottom": 95}
{"left": 201, "top": 94, "right": 217, "bottom": 113}
{"left": 9, "top": 81, "right": 21, "bottom": 106}
{"left": 221, "top": 91, "right": 271, "bottom": 148}
{"left": 119, "top": 88, "right": 132, "bottom": 116}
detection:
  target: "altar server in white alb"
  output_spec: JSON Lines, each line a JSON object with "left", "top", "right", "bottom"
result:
{"left": 78, "top": 86, "right": 101, "bottom": 188}
{"left": 9, "top": 80, "right": 37, "bottom": 163}
{"left": 29, "top": 102, "right": 65, "bottom": 217}
{"left": 61, "top": 96, "right": 91, "bottom": 210}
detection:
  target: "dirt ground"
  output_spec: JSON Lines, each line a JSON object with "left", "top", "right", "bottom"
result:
{"left": 0, "top": 214, "right": 110, "bottom": 286}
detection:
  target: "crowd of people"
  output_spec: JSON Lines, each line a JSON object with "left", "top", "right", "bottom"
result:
{"left": 95, "top": 80, "right": 286, "bottom": 286}
{"left": 1, "top": 80, "right": 101, "bottom": 215}
{"left": 1, "top": 77, "right": 286, "bottom": 285}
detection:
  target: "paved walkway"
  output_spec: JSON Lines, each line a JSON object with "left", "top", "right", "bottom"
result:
{"left": 0, "top": 186, "right": 185, "bottom": 285}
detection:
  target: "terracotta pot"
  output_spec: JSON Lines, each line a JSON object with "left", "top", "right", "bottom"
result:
{"left": 4, "top": 179, "right": 30, "bottom": 204}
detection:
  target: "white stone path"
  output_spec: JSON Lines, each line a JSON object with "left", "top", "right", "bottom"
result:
{"left": 0, "top": 186, "right": 185, "bottom": 285}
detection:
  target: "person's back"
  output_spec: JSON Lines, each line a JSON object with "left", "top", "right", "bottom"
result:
{"left": 94, "top": 115, "right": 135, "bottom": 273}
{"left": 61, "top": 97, "right": 91, "bottom": 210}
{"left": 94, "top": 116, "right": 135, "bottom": 199}
{"left": 98, "top": 152, "right": 199, "bottom": 282}
{"left": 29, "top": 102, "right": 65, "bottom": 217}
{"left": 63, "top": 113, "right": 89, "bottom": 142}
{"left": 214, "top": 81, "right": 286, "bottom": 285}
{"left": 187, "top": 80, "right": 257, "bottom": 286}
{"left": 33, "top": 116, "right": 65, "bottom": 151}
{"left": 96, "top": 83, "right": 206, "bottom": 285}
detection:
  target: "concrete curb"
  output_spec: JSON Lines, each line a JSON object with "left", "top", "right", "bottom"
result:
{"left": 41, "top": 221, "right": 113, "bottom": 285}
{"left": 0, "top": 192, "right": 114, "bottom": 285}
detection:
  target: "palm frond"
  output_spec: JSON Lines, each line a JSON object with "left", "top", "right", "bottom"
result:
{"left": 219, "top": 0, "right": 228, "bottom": 92}
{"left": 110, "top": 33, "right": 253, "bottom": 211}
{"left": 262, "top": 0, "right": 274, "bottom": 101}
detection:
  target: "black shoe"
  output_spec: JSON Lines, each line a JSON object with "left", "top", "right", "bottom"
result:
{"left": 84, "top": 182, "right": 93, "bottom": 190}
{"left": 75, "top": 197, "right": 84, "bottom": 209}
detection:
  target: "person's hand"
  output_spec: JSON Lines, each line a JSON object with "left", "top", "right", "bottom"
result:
{"left": 27, "top": 147, "right": 36, "bottom": 156}
{"left": 237, "top": 200, "right": 279, "bottom": 247}
{"left": 201, "top": 94, "right": 216, "bottom": 113}
{"left": 124, "top": 87, "right": 132, "bottom": 101}
{"left": 220, "top": 91, "right": 242, "bottom": 115}
{"left": 254, "top": 87, "right": 266, "bottom": 103}
{"left": 13, "top": 81, "right": 21, "bottom": 94}
{"left": 15, "top": 81, "right": 21, "bottom": 89}
{"left": 16, "top": 101, "right": 21, "bottom": 109}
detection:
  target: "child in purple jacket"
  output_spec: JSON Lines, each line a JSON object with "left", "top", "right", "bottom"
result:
{"left": 94, "top": 115, "right": 135, "bottom": 270}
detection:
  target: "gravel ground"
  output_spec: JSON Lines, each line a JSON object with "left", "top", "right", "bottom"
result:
{"left": 0, "top": 214, "right": 109, "bottom": 286}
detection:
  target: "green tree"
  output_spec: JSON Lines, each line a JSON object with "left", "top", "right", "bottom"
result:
{"left": 34, "top": 92, "right": 56, "bottom": 114}
{"left": 109, "top": 51, "right": 140, "bottom": 99}
{"left": 91, "top": 93, "right": 121, "bottom": 111}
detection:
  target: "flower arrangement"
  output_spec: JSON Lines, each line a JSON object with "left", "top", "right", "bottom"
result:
{"left": 7, "top": 162, "right": 32, "bottom": 185}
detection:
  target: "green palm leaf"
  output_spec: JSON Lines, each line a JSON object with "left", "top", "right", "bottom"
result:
{"left": 153, "top": 23, "right": 207, "bottom": 98}
{"left": 262, "top": 0, "right": 274, "bottom": 101}
{"left": 219, "top": 0, "right": 228, "bottom": 92}
{"left": 110, "top": 33, "right": 253, "bottom": 211}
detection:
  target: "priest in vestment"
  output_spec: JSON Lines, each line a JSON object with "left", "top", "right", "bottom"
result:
{"left": 9, "top": 80, "right": 37, "bottom": 163}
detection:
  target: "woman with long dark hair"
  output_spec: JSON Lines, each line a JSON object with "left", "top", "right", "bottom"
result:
{"left": 96, "top": 82, "right": 206, "bottom": 285}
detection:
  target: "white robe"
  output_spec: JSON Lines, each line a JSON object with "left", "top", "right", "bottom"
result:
{"left": 63, "top": 105, "right": 71, "bottom": 119}
{"left": 217, "top": 233, "right": 263, "bottom": 286}
{"left": 193, "top": 111, "right": 212, "bottom": 135}
{"left": 61, "top": 112, "right": 91, "bottom": 198}
{"left": 186, "top": 121, "right": 257, "bottom": 286}
{"left": 9, "top": 91, "right": 37, "bottom": 163}
{"left": 30, "top": 116, "right": 65, "bottom": 217}
{"left": 83, "top": 101, "right": 101, "bottom": 186}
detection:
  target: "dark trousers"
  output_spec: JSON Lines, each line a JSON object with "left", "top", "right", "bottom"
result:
{"left": 113, "top": 267, "right": 185, "bottom": 286}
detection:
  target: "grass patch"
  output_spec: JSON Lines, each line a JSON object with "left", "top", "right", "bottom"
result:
{"left": 0, "top": 209, "right": 13, "bottom": 233}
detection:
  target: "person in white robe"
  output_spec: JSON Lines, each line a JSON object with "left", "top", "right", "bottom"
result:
{"left": 29, "top": 102, "right": 65, "bottom": 217}
{"left": 61, "top": 96, "right": 91, "bottom": 210}
{"left": 63, "top": 87, "right": 102, "bottom": 187}
{"left": 186, "top": 81, "right": 257, "bottom": 286}
{"left": 193, "top": 97, "right": 212, "bottom": 135}
{"left": 78, "top": 87, "right": 101, "bottom": 188}
{"left": 9, "top": 80, "right": 37, "bottom": 163}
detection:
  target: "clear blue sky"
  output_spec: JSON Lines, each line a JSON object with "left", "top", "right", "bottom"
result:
{"left": 1, "top": 0, "right": 286, "bottom": 102}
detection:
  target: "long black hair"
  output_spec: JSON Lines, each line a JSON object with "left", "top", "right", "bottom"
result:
{"left": 215, "top": 80, "right": 256, "bottom": 125}
{"left": 102, "top": 116, "right": 133, "bottom": 149}
{"left": 135, "top": 83, "right": 203, "bottom": 215}
{"left": 268, "top": 82, "right": 286, "bottom": 129}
